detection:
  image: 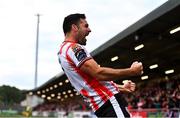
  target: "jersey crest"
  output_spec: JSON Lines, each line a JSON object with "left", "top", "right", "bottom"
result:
{"left": 72, "top": 44, "right": 87, "bottom": 61}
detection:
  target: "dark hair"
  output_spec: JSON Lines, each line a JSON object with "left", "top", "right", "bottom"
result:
{"left": 63, "top": 13, "right": 86, "bottom": 35}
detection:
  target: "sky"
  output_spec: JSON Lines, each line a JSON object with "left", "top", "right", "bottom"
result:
{"left": 0, "top": 0, "right": 168, "bottom": 90}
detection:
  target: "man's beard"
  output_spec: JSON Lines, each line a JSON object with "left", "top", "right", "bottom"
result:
{"left": 78, "top": 38, "right": 87, "bottom": 45}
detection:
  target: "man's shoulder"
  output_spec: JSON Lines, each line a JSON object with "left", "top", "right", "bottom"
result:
{"left": 71, "top": 43, "right": 84, "bottom": 53}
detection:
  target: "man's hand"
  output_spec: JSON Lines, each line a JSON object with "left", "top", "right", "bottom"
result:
{"left": 118, "top": 80, "right": 136, "bottom": 93}
{"left": 130, "top": 61, "right": 143, "bottom": 76}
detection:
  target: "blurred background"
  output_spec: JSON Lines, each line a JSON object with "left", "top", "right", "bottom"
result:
{"left": 0, "top": 0, "right": 179, "bottom": 117}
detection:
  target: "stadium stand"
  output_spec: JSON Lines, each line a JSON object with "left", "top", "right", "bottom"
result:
{"left": 26, "top": 0, "right": 180, "bottom": 117}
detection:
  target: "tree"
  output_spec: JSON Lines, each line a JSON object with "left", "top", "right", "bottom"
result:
{"left": 0, "top": 85, "right": 26, "bottom": 105}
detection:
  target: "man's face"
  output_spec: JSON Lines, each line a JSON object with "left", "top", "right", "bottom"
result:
{"left": 76, "top": 18, "right": 91, "bottom": 45}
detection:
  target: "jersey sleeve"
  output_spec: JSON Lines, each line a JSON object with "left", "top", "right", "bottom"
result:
{"left": 68, "top": 44, "right": 92, "bottom": 67}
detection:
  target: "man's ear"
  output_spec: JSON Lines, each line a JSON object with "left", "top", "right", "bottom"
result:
{"left": 72, "top": 24, "right": 78, "bottom": 31}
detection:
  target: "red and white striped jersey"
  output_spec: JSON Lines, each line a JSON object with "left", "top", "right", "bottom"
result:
{"left": 58, "top": 41, "right": 119, "bottom": 111}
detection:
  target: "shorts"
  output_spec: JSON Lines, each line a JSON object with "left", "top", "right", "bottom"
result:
{"left": 94, "top": 93, "right": 130, "bottom": 118}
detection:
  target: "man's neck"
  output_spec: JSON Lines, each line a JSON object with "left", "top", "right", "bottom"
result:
{"left": 64, "top": 33, "right": 77, "bottom": 43}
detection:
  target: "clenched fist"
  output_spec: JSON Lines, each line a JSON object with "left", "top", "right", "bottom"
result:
{"left": 122, "top": 80, "right": 136, "bottom": 92}
{"left": 118, "top": 80, "right": 136, "bottom": 93}
{"left": 130, "top": 61, "right": 143, "bottom": 76}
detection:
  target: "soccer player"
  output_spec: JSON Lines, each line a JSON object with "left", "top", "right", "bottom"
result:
{"left": 58, "top": 13, "right": 143, "bottom": 117}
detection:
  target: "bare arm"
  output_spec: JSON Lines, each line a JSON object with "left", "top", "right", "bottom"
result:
{"left": 80, "top": 58, "right": 143, "bottom": 81}
{"left": 118, "top": 85, "right": 133, "bottom": 93}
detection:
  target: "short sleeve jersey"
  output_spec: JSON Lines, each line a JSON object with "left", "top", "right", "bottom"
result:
{"left": 58, "top": 41, "right": 119, "bottom": 111}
